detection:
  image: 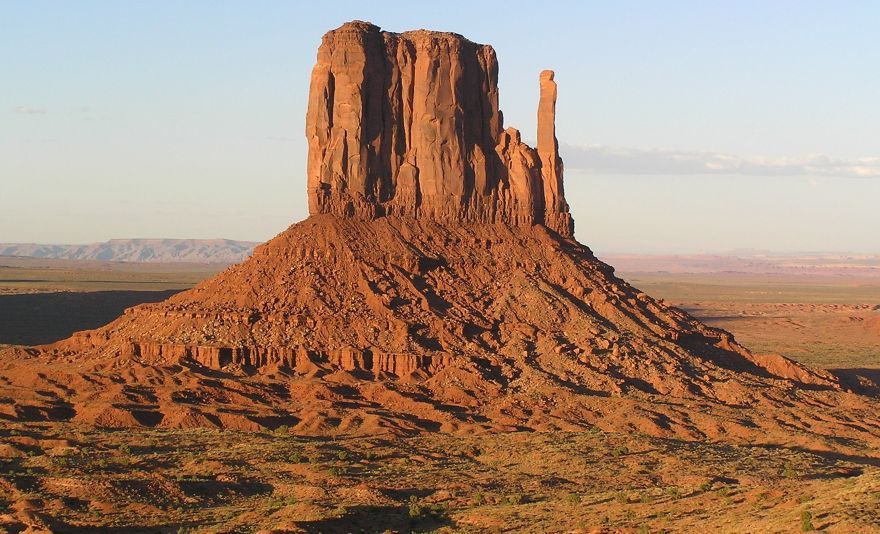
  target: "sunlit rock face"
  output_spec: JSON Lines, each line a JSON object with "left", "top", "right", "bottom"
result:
{"left": 305, "top": 21, "right": 573, "bottom": 237}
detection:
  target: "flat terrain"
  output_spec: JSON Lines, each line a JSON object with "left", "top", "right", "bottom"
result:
{"left": 0, "top": 256, "right": 224, "bottom": 294}
{"left": 0, "top": 257, "right": 224, "bottom": 345}
{"left": 1, "top": 257, "right": 879, "bottom": 532}
{"left": 621, "top": 272, "right": 880, "bottom": 370}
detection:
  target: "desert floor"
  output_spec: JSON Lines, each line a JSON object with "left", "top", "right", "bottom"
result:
{"left": 1, "top": 258, "right": 878, "bottom": 533}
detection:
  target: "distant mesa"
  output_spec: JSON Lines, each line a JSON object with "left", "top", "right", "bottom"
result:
{"left": 1, "top": 21, "right": 878, "bottom": 448}
{"left": 0, "top": 239, "right": 258, "bottom": 264}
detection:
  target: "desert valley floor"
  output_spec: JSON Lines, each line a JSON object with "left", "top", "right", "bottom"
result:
{"left": 0, "top": 256, "right": 878, "bottom": 533}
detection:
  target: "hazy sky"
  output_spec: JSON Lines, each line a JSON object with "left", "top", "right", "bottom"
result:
{"left": 2, "top": 1, "right": 878, "bottom": 253}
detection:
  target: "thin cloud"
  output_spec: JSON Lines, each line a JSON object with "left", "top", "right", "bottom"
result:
{"left": 560, "top": 144, "right": 880, "bottom": 178}
{"left": 13, "top": 106, "right": 47, "bottom": 115}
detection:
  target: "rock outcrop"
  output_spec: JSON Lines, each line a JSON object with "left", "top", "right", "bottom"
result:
{"left": 5, "top": 21, "right": 880, "bottom": 451}
{"left": 306, "top": 21, "right": 573, "bottom": 236}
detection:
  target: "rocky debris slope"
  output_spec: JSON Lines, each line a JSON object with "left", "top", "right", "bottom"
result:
{"left": 0, "top": 21, "right": 877, "bottom": 451}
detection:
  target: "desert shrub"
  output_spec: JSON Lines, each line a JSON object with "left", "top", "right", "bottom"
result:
{"left": 472, "top": 492, "right": 485, "bottom": 506}
{"left": 566, "top": 492, "right": 581, "bottom": 504}
{"left": 667, "top": 486, "right": 681, "bottom": 499}
{"left": 784, "top": 461, "right": 798, "bottom": 479}
{"left": 801, "top": 510, "right": 815, "bottom": 532}
{"left": 274, "top": 425, "right": 289, "bottom": 435}
{"left": 337, "top": 450, "right": 350, "bottom": 461}
{"left": 287, "top": 452, "right": 303, "bottom": 463}
{"left": 611, "top": 445, "right": 629, "bottom": 457}
{"left": 699, "top": 480, "right": 713, "bottom": 492}
{"left": 266, "top": 493, "right": 296, "bottom": 510}
{"left": 407, "top": 496, "right": 446, "bottom": 523}
{"left": 504, "top": 493, "right": 525, "bottom": 505}
{"left": 118, "top": 444, "right": 131, "bottom": 455}
{"left": 408, "top": 495, "right": 423, "bottom": 519}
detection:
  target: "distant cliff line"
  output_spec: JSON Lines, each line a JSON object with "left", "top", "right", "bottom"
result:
{"left": 0, "top": 239, "right": 258, "bottom": 264}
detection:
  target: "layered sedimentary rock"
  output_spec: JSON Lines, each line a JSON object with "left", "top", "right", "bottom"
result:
{"left": 306, "top": 21, "right": 574, "bottom": 236}
{"left": 6, "top": 21, "right": 880, "bottom": 448}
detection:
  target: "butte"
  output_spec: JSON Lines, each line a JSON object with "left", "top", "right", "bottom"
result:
{"left": 2, "top": 21, "right": 878, "bottom": 451}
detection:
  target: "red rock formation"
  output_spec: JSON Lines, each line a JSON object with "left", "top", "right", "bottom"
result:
{"left": 5, "top": 21, "right": 880, "bottom": 450}
{"left": 537, "top": 70, "right": 573, "bottom": 235}
{"left": 306, "top": 21, "right": 574, "bottom": 236}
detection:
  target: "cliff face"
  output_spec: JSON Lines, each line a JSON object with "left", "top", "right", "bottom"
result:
{"left": 306, "top": 21, "right": 573, "bottom": 237}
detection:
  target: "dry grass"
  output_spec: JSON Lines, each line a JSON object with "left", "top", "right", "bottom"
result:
{"left": 1, "top": 423, "right": 878, "bottom": 532}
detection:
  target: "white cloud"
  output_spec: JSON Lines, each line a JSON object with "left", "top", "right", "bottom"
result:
{"left": 14, "top": 106, "right": 47, "bottom": 115}
{"left": 560, "top": 144, "right": 880, "bottom": 178}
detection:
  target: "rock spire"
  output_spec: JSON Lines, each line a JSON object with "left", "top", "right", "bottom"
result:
{"left": 305, "top": 21, "right": 574, "bottom": 236}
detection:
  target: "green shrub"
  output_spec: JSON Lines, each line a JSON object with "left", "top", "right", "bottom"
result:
{"left": 611, "top": 445, "right": 629, "bottom": 457}
{"left": 504, "top": 493, "right": 525, "bottom": 505}
{"left": 801, "top": 510, "right": 814, "bottom": 532}
{"left": 784, "top": 461, "right": 798, "bottom": 479}
{"left": 408, "top": 495, "right": 423, "bottom": 519}
{"left": 566, "top": 492, "right": 581, "bottom": 504}
{"left": 407, "top": 496, "right": 447, "bottom": 523}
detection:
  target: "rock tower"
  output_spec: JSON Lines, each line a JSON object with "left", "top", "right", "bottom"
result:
{"left": 306, "top": 21, "right": 573, "bottom": 236}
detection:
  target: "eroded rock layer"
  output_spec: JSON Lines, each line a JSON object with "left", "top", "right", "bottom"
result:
{"left": 1, "top": 22, "right": 878, "bottom": 453}
{"left": 306, "top": 21, "right": 573, "bottom": 236}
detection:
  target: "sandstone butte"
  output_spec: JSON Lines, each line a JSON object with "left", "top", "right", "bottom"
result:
{"left": 1, "top": 22, "right": 878, "bottom": 454}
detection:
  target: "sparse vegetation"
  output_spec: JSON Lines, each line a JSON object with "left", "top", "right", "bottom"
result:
{"left": 801, "top": 510, "right": 815, "bottom": 532}
{"left": 0, "top": 410, "right": 876, "bottom": 532}
{"left": 784, "top": 461, "right": 798, "bottom": 479}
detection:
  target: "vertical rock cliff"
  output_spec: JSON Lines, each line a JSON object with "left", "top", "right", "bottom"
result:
{"left": 305, "top": 21, "right": 574, "bottom": 237}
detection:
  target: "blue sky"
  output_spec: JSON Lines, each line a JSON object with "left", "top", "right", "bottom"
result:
{"left": 2, "top": 1, "right": 878, "bottom": 252}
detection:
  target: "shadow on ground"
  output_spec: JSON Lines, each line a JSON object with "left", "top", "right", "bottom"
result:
{"left": 832, "top": 368, "right": 880, "bottom": 395}
{"left": 0, "top": 290, "right": 180, "bottom": 345}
